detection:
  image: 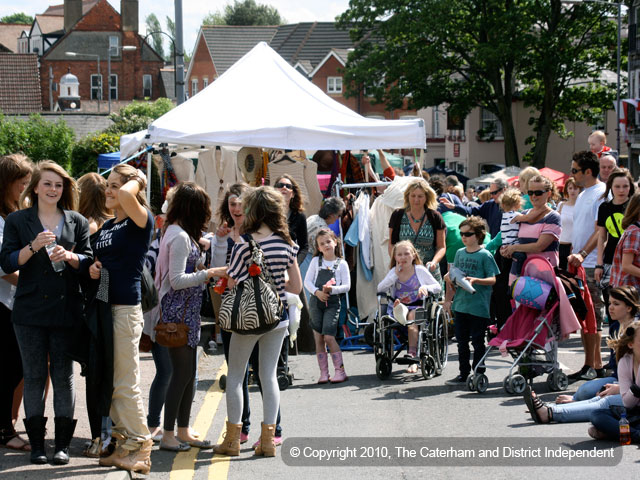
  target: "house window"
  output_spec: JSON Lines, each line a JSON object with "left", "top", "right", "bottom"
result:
{"left": 109, "top": 74, "right": 118, "bottom": 100}
{"left": 327, "top": 76, "right": 342, "bottom": 94}
{"left": 433, "top": 106, "right": 441, "bottom": 137}
{"left": 91, "top": 74, "right": 102, "bottom": 100}
{"left": 480, "top": 108, "right": 503, "bottom": 139}
{"left": 143, "top": 74, "right": 152, "bottom": 98}
{"left": 191, "top": 78, "right": 198, "bottom": 96}
{"left": 203, "top": 77, "right": 209, "bottom": 88}
{"left": 109, "top": 35, "right": 119, "bottom": 56}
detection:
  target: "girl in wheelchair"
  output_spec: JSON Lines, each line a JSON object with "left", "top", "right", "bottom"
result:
{"left": 377, "top": 241, "right": 441, "bottom": 373}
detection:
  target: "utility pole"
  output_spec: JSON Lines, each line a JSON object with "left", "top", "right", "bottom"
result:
{"left": 175, "top": 0, "right": 185, "bottom": 104}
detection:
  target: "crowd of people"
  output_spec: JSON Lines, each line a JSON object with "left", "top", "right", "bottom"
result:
{"left": 1, "top": 130, "right": 640, "bottom": 475}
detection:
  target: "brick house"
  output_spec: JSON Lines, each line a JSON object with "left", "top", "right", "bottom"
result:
{"left": 37, "top": 0, "right": 164, "bottom": 112}
{"left": 186, "top": 22, "right": 417, "bottom": 120}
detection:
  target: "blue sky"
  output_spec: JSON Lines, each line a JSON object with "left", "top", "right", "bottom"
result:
{"left": 0, "top": 0, "right": 351, "bottom": 55}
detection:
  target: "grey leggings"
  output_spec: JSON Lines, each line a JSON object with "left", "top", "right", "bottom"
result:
{"left": 163, "top": 344, "right": 197, "bottom": 431}
{"left": 13, "top": 323, "right": 75, "bottom": 419}
{"left": 226, "top": 327, "right": 287, "bottom": 426}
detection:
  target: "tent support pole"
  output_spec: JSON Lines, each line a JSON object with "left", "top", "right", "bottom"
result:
{"left": 146, "top": 150, "right": 152, "bottom": 205}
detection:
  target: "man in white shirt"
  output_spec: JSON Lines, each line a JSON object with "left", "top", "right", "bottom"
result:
{"left": 567, "top": 151, "right": 606, "bottom": 381}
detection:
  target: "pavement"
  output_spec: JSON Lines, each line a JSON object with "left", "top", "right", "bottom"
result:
{"left": 2, "top": 325, "right": 640, "bottom": 480}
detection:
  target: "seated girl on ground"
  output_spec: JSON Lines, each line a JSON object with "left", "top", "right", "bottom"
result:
{"left": 377, "top": 241, "right": 441, "bottom": 373}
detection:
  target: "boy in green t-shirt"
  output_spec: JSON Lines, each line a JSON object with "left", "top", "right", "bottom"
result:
{"left": 443, "top": 216, "right": 500, "bottom": 386}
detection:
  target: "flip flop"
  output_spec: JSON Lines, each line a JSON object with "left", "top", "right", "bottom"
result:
{"left": 177, "top": 438, "right": 213, "bottom": 449}
{"left": 159, "top": 441, "right": 191, "bottom": 452}
{"left": 523, "top": 385, "right": 545, "bottom": 424}
{"left": 0, "top": 434, "right": 31, "bottom": 451}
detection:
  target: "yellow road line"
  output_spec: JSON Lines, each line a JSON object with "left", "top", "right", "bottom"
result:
{"left": 208, "top": 419, "right": 232, "bottom": 480}
{"left": 169, "top": 362, "right": 228, "bottom": 480}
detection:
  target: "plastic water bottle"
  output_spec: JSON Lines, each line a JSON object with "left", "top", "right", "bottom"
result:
{"left": 619, "top": 412, "right": 631, "bottom": 445}
{"left": 44, "top": 233, "right": 66, "bottom": 273}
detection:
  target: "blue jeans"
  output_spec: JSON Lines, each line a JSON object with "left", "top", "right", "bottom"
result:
{"left": 573, "top": 377, "right": 617, "bottom": 401}
{"left": 591, "top": 408, "right": 640, "bottom": 441}
{"left": 147, "top": 341, "right": 172, "bottom": 429}
{"left": 453, "top": 311, "right": 487, "bottom": 377}
{"left": 551, "top": 394, "right": 623, "bottom": 423}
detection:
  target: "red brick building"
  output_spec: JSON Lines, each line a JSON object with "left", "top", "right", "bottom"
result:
{"left": 38, "top": 0, "right": 164, "bottom": 112}
{"left": 186, "top": 23, "right": 416, "bottom": 120}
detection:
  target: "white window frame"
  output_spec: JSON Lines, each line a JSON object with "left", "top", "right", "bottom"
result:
{"left": 480, "top": 108, "right": 504, "bottom": 140}
{"left": 91, "top": 74, "right": 102, "bottom": 100}
{"left": 327, "top": 76, "right": 342, "bottom": 94}
{"left": 143, "top": 74, "right": 152, "bottom": 98}
{"left": 109, "top": 35, "right": 119, "bottom": 56}
{"left": 191, "top": 78, "right": 198, "bottom": 96}
{"left": 203, "top": 77, "right": 209, "bottom": 88}
{"left": 109, "top": 74, "right": 118, "bottom": 100}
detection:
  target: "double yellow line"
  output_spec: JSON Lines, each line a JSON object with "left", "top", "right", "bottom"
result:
{"left": 169, "top": 362, "right": 231, "bottom": 480}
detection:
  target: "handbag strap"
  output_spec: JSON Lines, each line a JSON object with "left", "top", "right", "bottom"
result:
{"left": 246, "top": 234, "right": 277, "bottom": 287}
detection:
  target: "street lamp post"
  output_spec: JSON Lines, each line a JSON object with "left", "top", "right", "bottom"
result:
{"left": 65, "top": 51, "right": 101, "bottom": 113}
{"left": 563, "top": 0, "right": 623, "bottom": 157}
{"left": 107, "top": 44, "right": 137, "bottom": 114}
{"left": 143, "top": 30, "right": 177, "bottom": 100}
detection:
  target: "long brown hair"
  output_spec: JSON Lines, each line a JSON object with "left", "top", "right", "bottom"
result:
{"left": 607, "top": 320, "right": 640, "bottom": 362}
{"left": 622, "top": 193, "right": 640, "bottom": 230}
{"left": 601, "top": 168, "right": 635, "bottom": 201}
{"left": 313, "top": 228, "right": 342, "bottom": 258}
{"left": 20, "top": 160, "right": 78, "bottom": 211}
{"left": 165, "top": 182, "right": 212, "bottom": 244}
{"left": 217, "top": 183, "right": 250, "bottom": 227}
{"left": 112, "top": 164, "right": 149, "bottom": 208}
{"left": 0, "top": 153, "right": 34, "bottom": 218}
{"left": 274, "top": 173, "right": 305, "bottom": 213}
{"left": 242, "top": 186, "right": 292, "bottom": 245}
{"left": 77, "top": 172, "right": 112, "bottom": 228}
{"left": 609, "top": 286, "right": 640, "bottom": 319}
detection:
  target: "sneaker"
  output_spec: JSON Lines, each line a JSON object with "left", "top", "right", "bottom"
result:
{"left": 445, "top": 375, "right": 467, "bottom": 386}
{"left": 567, "top": 365, "right": 590, "bottom": 380}
{"left": 595, "top": 368, "right": 610, "bottom": 379}
{"left": 240, "top": 432, "right": 249, "bottom": 444}
{"left": 252, "top": 436, "right": 283, "bottom": 448}
{"left": 580, "top": 367, "right": 597, "bottom": 381}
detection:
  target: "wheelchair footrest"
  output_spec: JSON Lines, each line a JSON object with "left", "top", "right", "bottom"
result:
{"left": 396, "top": 356, "right": 419, "bottom": 365}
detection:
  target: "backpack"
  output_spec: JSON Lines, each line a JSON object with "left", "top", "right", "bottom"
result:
{"left": 140, "top": 263, "right": 159, "bottom": 313}
{"left": 217, "top": 235, "right": 285, "bottom": 335}
{"left": 554, "top": 268, "right": 588, "bottom": 321}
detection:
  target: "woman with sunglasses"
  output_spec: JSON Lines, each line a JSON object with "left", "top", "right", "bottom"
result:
{"left": 273, "top": 175, "right": 308, "bottom": 265}
{"left": 500, "top": 175, "right": 561, "bottom": 280}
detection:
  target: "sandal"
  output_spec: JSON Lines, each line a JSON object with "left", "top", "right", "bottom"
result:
{"left": 176, "top": 438, "right": 213, "bottom": 449}
{"left": 0, "top": 429, "right": 31, "bottom": 451}
{"left": 523, "top": 386, "right": 549, "bottom": 424}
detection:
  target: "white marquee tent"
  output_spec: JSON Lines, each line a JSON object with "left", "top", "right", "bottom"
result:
{"left": 120, "top": 42, "right": 426, "bottom": 158}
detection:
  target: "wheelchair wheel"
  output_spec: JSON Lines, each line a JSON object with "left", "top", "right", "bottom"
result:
{"left": 421, "top": 355, "right": 436, "bottom": 380}
{"left": 509, "top": 374, "right": 526, "bottom": 394}
{"left": 433, "top": 305, "right": 448, "bottom": 374}
{"left": 219, "top": 374, "right": 227, "bottom": 392}
{"left": 376, "top": 356, "right": 392, "bottom": 380}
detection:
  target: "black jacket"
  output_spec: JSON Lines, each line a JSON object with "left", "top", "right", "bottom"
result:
{"left": 0, "top": 207, "right": 92, "bottom": 327}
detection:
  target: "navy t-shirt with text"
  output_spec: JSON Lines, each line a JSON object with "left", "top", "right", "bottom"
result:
{"left": 93, "top": 210, "right": 153, "bottom": 305}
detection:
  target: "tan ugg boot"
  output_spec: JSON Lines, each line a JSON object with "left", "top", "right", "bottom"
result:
{"left": 112, "top": 439, "right": 152, "bottom": 475}
{"left": 213, "top": 421, "right": 242, "bottom": 456}
{"left": 98, "top": 433, "right": 127, "bottom": 467}
{"left": 254, "top": 423, "right": 276, "bottom": 457}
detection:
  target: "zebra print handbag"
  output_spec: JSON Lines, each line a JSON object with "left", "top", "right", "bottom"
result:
{"left": 217, "top": 236, "right": 285, "bottom": 335}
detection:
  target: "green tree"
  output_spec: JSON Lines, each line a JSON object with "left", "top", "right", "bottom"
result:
{"left": 0, "top": 12, "right": 33, "bottom": 24}
{"left": 69, "top": 131, "right": 120, "bottom": 177}
{"left": 203, "top": 0, "right": 284, "bottom": 26}
{"left": 338, "top": 0, "right": 618, "bottom": 168}
{"left": 145, "top": 13, "right": 164, "bottom": 60}
{"left": 165, "top": 16, "right": 176, "bottom": 63}
{"left": 106, "top": 98, "right": 174, "bottom": 135}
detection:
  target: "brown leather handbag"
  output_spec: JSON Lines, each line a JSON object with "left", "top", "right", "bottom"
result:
{"left": 154, "top": 291, "right": 194, "bottom": 348}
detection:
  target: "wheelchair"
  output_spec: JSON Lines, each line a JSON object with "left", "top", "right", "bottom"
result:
{"left": 369, "top": 292, "right": 448, "bottom": 380}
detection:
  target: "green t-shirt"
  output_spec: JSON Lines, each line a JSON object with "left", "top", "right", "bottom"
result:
{"left": 443, "top": 211, "right": 491, "bottom": 263}
{"left": 452, "top": 247, "right": 500, "bottom": 319}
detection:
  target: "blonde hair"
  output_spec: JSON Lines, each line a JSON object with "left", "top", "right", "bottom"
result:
{"left": 402, "top": 179, "right": 438, "bottom": 211}
{"left": 112, "top": 164, "right": 149, "bottom": 208}
{"left": 589, "top": 130, "right": 606, "bottom": 144}
{"left": 518, "top": 167, "right": 541, "bottom": 193}
{"left": 20, "top": 160, "right": 78, "bottom": 211}
{"left": 389, "top": 240, "right": 423, "bottom": 269}
{"left": 500, "top": 188, "right": 522, "bottom": 211}
{"left": 478, "top": 189, "right": 492, "bottom": 203}
{"left": 77, "top": 172, "right": 112, "bottom": 228}
{"left": 452, "top": 185, "right": 464, "bottom": 199}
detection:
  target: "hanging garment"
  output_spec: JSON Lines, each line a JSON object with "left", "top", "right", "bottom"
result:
{"left": 170, "top": 151, "right": 198, "bottom": 182}
{"left": 354, "top": 191, "right": 372, "bottom": 270}
{"left": 195, "top": 147, "right": 241, "bottom": 223}
{"left": 267, "top": 158, "right": 323, "bottom": 216}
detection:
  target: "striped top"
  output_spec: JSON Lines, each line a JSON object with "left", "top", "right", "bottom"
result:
{"left": 510, "top": 209, "right": 561, "bottom": 275}
{"left": 227, "top": 233, "right": 299, "bottom": 303}
{"left": 500, "top": 210, "right": 520, "bottom": 246}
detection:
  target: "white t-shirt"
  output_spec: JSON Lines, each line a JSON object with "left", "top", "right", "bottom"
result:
{"left": 571, "top": 182, "right": 606, "bottom": 268}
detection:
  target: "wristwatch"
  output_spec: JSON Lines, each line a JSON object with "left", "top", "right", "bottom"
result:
{"left": 579, "top": 250, "right": 588, "bottom": 258}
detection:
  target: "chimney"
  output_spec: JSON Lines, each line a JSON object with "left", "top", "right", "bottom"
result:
{"left": 64, "top": 0, "right": 83, "bottom": 31}
{"left": 121, "top": 0, "right": 139, "bottom": 33}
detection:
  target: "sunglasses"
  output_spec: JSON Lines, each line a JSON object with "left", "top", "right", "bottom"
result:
{"left": 570, "top": 168, "right": 583, "bottom": 175}
{"left": 490, "top": 188, "right": 503, "bottom": 196}
{"left": 459, "top": 231, "right": 476, "bottom": 237}
{"left": 274, "top": 182, "right": 293, "bottom": 190}
{"left": 527, "top": 189, "right": 549, "bottom": 197}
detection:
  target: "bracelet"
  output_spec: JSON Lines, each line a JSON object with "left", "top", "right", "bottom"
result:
{"left": 28, "top": 241, "right": 37, "bottom": 254}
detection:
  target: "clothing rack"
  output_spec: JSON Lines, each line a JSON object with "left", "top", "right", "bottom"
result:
{"left": 333, "top": 175, "right": 392, "bottom": 350}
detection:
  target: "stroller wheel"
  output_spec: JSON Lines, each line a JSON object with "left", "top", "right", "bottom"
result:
{"left": 509, "top": 374, "right": 527, "bottom": 394}
{"left": 277, "top": 374, "right": 289, "bottom": 391}
{"left": 376, "top": 356, "right": 392, "bottom": 380}
{"left": 219, "top": 374, "right": 227, "bottom": 392}
{"left": 288, "top": 373, "right": 294, "bottom": 385}
{"left": 420, "top": 355, "right": 436, "bottom": 380}
{"left": 475, "top": 374, "right": 489, "bottom": 393}
{"left": 503, "top": 376, "right": 514, "bottom": 394}
{"left": 466, "top": 374, "right": 476, "bottom": 392}
{"left": 548, "top": 371, "right": 569, "bottom": 391}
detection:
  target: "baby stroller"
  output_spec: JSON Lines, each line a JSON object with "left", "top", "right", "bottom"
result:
{"left": 370, "top": 292, "right": 448, "bottom": 380}
{"left": 468, "top": 255, "right": 580, "bottom": 394}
